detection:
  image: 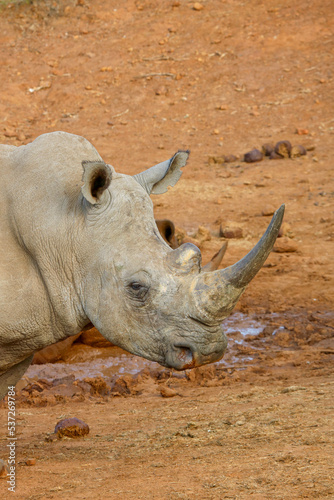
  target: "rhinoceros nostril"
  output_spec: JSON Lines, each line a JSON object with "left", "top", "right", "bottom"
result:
{"left": 173, "top": 344, "right": 194, "bottom": 366}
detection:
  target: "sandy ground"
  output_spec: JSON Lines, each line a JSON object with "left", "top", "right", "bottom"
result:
{"left": 0, "top": 0, "right": 333, "bottom": 498}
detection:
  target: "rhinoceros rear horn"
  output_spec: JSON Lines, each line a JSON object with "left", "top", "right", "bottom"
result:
{"left": 133, "top": 150, "right": 190, "bottom": 195}
{"left": 81, "top": 160, "right": 112, "bottom": 205}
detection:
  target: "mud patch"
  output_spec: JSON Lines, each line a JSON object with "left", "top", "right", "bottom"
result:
{"left": 12, "top": 310, "right": 333, "bottom": 406}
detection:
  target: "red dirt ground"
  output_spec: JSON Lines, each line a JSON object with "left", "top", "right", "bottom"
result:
{"left": 0, "top": 0, "right": 333, "bottom": 498}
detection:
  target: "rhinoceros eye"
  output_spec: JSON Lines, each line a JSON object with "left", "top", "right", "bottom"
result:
{"left": 127, "top": 281, "right": 149, "bottom": 301}
{"left": 130, "top": 282, "right": 142, "bottom": 291}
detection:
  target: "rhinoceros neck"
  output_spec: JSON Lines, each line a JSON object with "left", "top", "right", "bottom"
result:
{"left": 0, "top": 136, "right": 96, "bottom": 372}
{"left": 0, "top": 213, "right": 88, "bottom": 373}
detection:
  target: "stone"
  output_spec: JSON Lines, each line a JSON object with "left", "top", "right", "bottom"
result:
{"left": 0, "top": 459, "right": 9, "bottom": 478}
{"left": 261, "top": 205, "right": 276, "bottom": 216}
{"left": 194, "top": 226, "right": 211, "bottom": 244}
{"left": 273, "top": 237, "right": 298, "bottom": 253}
{"left": 4, "top": 129, "right": 17, "bottom": 138}
{"left": 55, "top": 418, "right": 90, "bottom": 438}
{"left": 270, "top": 151, "right": 284, "bottom": 160}
{"left": 193, "top": 2, "right": 204, "bottom": 10}
{"left": 26, "top": 458, "right": 36, "bottom": 466}
{"left": 278, "top": 222, "right": 292, "bottom": 237}
{"left": 244, "top": 149, "right": 263, "bottom": 163}
{"left": 261, "top": 143, "right": 275, "bottom": 156}
{"left": 224, "top": 154, "right": 238, "bottom": 163}
{"left": 160, "top": 385, "right": 178, "bottom": 398}
{"left": 208, "top": 155, "right": 225, "bottom": 165}
{"left": 220, "top": 226, "right": 243, "bottom": 239}
{"left": 295, "top": 128, "right": 309, "bottom": 135}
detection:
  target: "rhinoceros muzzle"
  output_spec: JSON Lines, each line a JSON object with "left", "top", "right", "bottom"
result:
{"left": 164, "top": 205, "right": 285, "bottom": 370}
{"left": 166, "top": 330, "right": 228, "bottom": 370}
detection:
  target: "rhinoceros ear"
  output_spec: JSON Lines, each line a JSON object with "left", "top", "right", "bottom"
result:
{"left": 81, "top": 160, "right": 112, "bottom": 205}
{"left": 133, "top": 150, "right": 189, "bottom": 195}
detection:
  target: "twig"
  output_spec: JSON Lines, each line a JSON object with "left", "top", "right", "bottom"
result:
{"left": 133, "top": 72, "right": 176, "bottom": 80}
{"left": 142, "top": 55, "right": 188, "bottom": 62}
{"left": 111, "top": 109, "right": 129, "bottom": 119}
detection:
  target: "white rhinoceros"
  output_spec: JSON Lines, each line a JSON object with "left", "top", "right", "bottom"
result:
{"left": 0, "top": 131, "right": 284, "bottom": 399}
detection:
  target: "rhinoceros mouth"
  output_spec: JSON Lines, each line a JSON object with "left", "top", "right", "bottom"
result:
{"left": 165, "top": 336, "right": 227, "bottom": 371}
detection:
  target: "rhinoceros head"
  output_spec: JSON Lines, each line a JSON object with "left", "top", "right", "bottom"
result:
{"left": 78, "top": 142, "right": 284, "bottom": 370}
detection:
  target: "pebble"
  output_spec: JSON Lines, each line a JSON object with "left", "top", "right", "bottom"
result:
{"left": 273, "top": 237, "right": 298, "bottom": 253}
{"left": 261, "top": 143, "right": 275, "bottom": 156}
{"left": 224, "top": 154, "right": 238, "bottom": 163}
{"left": 193, "top": 2, "right": 204, "bottom": 10}
{"left": 220, "top": 226, "right": 243, "bottom": 239}
{"left": 155, "top": 86, "right": 168, "bottom": 96}
{"left": 244, "top": 149, "right": 263, "bottom": 163}
{"left": 195, "top": 226, "right": 211, "bottom": 243}
{"left": 270, "top": 151, "right": 283, "bottom": 160}
{"left": 261, "top": 205, "right": 276, "bottom": 216}
{"left": 208, "top": 155, "right": 225, "bottom": 165}
{"left": 17, "top": 132, "right": 26, "bottom": 142}
{"left": 55, "top": 417, "right": 90, "bottom": 438}
{"left": 295, "top": 128, "right": 309, "bottom": 135}
{"left": 278, "top": 222, "right": 292, "bottom": 237}
{"left": 4, "top": 129, "right": 17, "bottom": 138}
{"left": 0, "top": 459, "right": 9, "bottom": 477}
{"left": 160, "top": 386, "right": 178, "bottom": 398}
{"left": 25, "top": 458, "right": 36, "bottom": 466}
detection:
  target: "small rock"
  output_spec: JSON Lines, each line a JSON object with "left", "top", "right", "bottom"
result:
{"left": 25, "top": 458, "right": 36, "bottom": 466}
{"left": 295, "top": 128, "right": 309, "bottom": 135}
{"left": 269, "top": 151, "right": 284, "bottom": 160}
{"left": 261, "top": 205, "right": 276, "bottom": 216}
{"left": 194, "top": 226, "right": 211, "bottom": 243}
{"left": 275, "top": 140, "right": 291, "bottom": 158}
{"left": 278, "top": 222, "right": 292, "bottom": 237}
{"left": 290, "top": 145, "right": 307, "bottom": 158}
{"left": 17, "top": 132, "right": 26, "bottom": 142}
{"left": 4, "top": 129, "right": 17, "bottom": 138}
{"left": 55, "top": 418, "right": 89, "bottom": 438}
{"left": 261, "top": 143, "right": 275, "bottom": 156}
{"left": 220, "top": 226, "right": 243, "bottom": 239}
{"left": 155, "top": 86, "right": 168, "bottom": 96}
{"left": 160, "top": 386, "right": 178, "bottom": 398}
{"left": 224, "top": 154, "right": 238, "bottom": 163}
{"left": 0, "top": 459, "right": 9, "bottom": 478}
{"left": 193, "top": 2, "right": 204, "bottom": 10}
{"left": 244, "top": 149, "right": 263, "bottom": 163}
{"left": 273, "top": 237, "right": 298, "bottom": 253}
{"left": 208, "top": 155, "right": 225, "bottom": 165}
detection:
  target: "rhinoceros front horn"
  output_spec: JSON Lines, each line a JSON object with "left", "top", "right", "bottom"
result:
{"left": 191, "top": 205, "right": 285, "bottom": 323}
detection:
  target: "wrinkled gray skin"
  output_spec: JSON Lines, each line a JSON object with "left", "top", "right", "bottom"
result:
{"left": 0, "top": 132, "right": 284, "bottom": 400}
